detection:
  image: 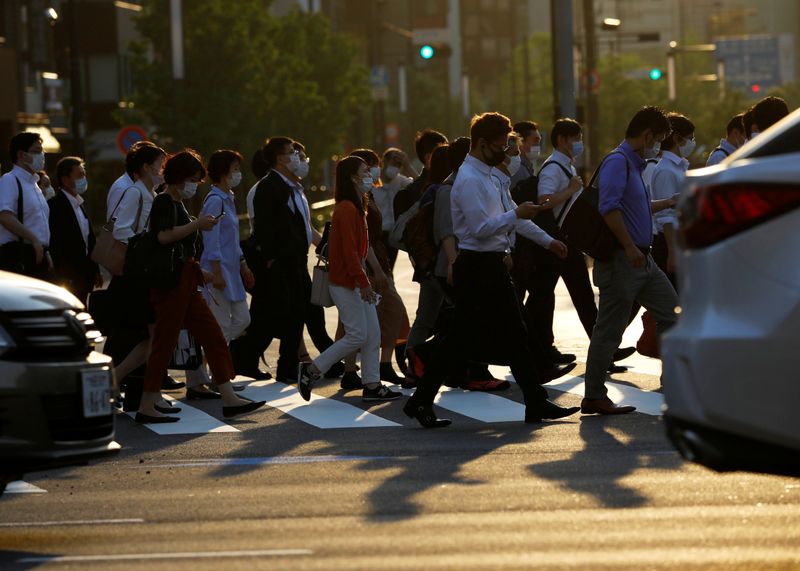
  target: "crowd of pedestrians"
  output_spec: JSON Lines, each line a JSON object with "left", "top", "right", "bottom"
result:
{"left": 0, "top": 95, "right": 790, "bottom": 426}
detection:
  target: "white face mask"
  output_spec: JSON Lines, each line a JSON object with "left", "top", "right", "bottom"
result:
{"left": 355, "top": 175, "right": 373, "bottom": 194}
{"left": 679, "top": 138, "right": 696, "bottom": 158}
{"left": 148, "top": 164, "right": 164, "bottom": 189}
{"left": 180, "top": 181, "right": 198, "bottom": 199}
{"left": 644, "top": 141, "right": 661, "bottom": 159}
{"left": 228, "top": 171, "right": 242, "bottom": 188}
{"left": 41, "top": 185, "right": 55, "bottom": 200}
{"left": 506, "top": 154, "right": 522, "bottom": 176}
{"left": 74, "top": 177, "right": 88, "bottom": 195}
{"left": 384, "top": 165, "right": 399, "bottom": 180}
{"left": 28, "top": 152, "right": 45, "bottom": 172}
{"left": 527, "top": 146, "right": 541, "bottom": 161}
{"left": 749, "top": 129, "right": 760, "bottom": 140}
{"left": 295, "top": 160, "right": 310, "bottom": 179}
{"left": 571, "top": 141, "right": 584, "bottom": 158}
{"left": 369, "top": 166, "right": 381, "bottom": 183}
{"left": 287, "top": 152, "right": 302, "bottom": 172}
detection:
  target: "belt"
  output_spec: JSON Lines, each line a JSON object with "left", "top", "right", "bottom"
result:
{"left": 459, "top": 249, "right": 506, "bottom": 258}
{"left": 616, "top": 244, "right": 651, "bottom": 256}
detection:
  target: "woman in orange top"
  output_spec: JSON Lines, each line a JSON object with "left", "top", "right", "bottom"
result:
{"left": 297, "top": 156, "right": 402, "bottom": 403}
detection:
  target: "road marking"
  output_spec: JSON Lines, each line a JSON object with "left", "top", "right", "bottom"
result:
{"left": 0, "top": 518, "right": 143, "bottom": 528}
{"left": 17, "top": 549, "right": 313, "bottom": 563}
{"left": 241, "top": 380, "right": 400, "bottom": 429}
{"left": 4, "top": 481, "right": 46, "bottom": 494}
{"left": 126, "top": 394, "right": 239, "bottom": 435}
{"left": 137, "top": 455, "right": 393, "bottom": 469}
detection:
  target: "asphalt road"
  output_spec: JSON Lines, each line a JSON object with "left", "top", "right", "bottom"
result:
{"left": 1, "top": 255, "right": 798, "bottom": 570}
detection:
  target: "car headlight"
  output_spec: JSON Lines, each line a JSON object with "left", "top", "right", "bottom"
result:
{"left": 0, "top": 324, "right": 16, "bottom": 358}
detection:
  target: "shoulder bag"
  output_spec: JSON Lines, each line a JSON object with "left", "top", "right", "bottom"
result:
{"left": 91, "top": 187, "right": 142, "bottom": 276}
{"left": 124, "top": 198, "right": 184, "bottom": 289}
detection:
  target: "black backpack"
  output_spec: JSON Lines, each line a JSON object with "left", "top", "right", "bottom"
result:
{"left": 511, "top": 160, "right": 574, "bottom": 238}
{"left": 403, "top": 183, "right": 440, "bottom": 280}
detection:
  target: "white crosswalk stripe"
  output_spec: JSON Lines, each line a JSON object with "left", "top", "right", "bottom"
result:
{"left": 5, "top": 481, "right": 47, "bottom": 494}
{"left": 127, "top": 394, "right": 240, "bottom": 435}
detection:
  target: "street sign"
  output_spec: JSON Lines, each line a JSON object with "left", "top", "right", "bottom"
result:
{"left": 714, "top": 34, "right": 795, "bottom": 93}
{"left": 116, "top": 125, "right": 148, "bottom": 156}
{"left": 369, "top": 65, "right": 389, "bottom": 88}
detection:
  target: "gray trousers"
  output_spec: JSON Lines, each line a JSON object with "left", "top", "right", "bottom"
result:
{"left": 407, "top": 276, "right": 445, "bottom": 348}
{"left": 584, "top": 249, "right": 678, "bottom": 400}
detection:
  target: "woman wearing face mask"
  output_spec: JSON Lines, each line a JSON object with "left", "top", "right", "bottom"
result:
{"left": 191, "top": 150, "right": 255, "bottom": 399}
{"left": 297, "top": 156, "right": 403, "bottom": 403}
{"left": 48, "top": 156, "right": 100, "bottom": 305}
{"left": 650, "top": 112, "right": 695, "bottom": 285}
{"left": 136, "top": 150, "right": 266, "bottom": 423}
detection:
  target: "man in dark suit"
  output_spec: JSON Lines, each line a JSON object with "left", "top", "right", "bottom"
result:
{"left": 48, "top": 156, "right": 99, "bottom": 305}
{"left": 230, "top": 137, "right": 313, "bottom": 382}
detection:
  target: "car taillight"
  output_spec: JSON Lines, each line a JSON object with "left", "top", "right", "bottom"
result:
{"left": 679, "top": 183, "right": 800, "bottom": 249}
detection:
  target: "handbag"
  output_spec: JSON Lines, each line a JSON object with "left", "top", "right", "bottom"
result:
{"left": 169, "top": 329, "right": 204, "bottom": 370}
{"left": 91, "top": 187, "right": 142, "bottom": 276}
{"left": 124, "top": 199, "right": 184, "bottom": 290}
{"left": 310, "top": 257, "right": 334, "bottom": 307}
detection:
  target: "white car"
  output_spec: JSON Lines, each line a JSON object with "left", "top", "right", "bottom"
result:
{"left": 662, "top": 108, "right": 800, "bottom": 476}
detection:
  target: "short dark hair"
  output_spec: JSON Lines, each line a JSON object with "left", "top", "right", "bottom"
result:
{"left": 726, "top": 113, "right": 744, "bottom": 135}
{"left": 743, "top": 108, "right": 755, "bottom": 137}
{"left": 262, "top": 136, "right": 294, "bottom": 169}
{"left": 349, "top": 148, "right": 380, "bottom": 167}
{"left": 251, "top": 148, "right": 269, "bottom": 179}
{"left": 382, "top": 147, "right": 403, "bottom": 163}
{"left": 625, "top": 106, "right": 671, "bottom": 139}
{"left": 55, "top": 156, "right": 84, "bottom": 191}
{"left": 447, "top": 136, "right": 471, "bottom": 172}
{"left": 513, "top": 121, "right": 540, "bottom": 140}
{"left": 163, "top": 149, "right": 206, "bottom": 185}
{"left": 469, "top": 112, "right": 513, "bottom": 150}
{"left": 661, "top": 112, "right": 695, "bottom": 151}
{"left": 9, "top": 132, "right": 42, "bottom": 165}
{"left": 126, "top": 143, "right": 166, "bottom": 177}
{"left": 334, "top": 155, "right": 367, "bottom": 212}
{"left": 207, "top": 149, "right": 243, "bottom": 183}
{"left": 414, "top": 129, "right": 448, "bottom": 163}
{"left": 751, "top": 96, "right": 789, "bottom": 132}
{"left": 428, "top": 144, "right": 451, "bottom": 185}
{"left": 550, "top": 118, "right": 582, "bottom": 148}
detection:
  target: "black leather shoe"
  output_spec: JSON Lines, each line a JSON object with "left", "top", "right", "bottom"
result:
{"left": 223, "top": 399, "right": 267, "bottom": 418}
{"left": 161, "top": 375, "right": 186, "bottom": 390}
{"left": 607, "top": 364, "right": 628, "bottom": 374}
{"left": 525, "top": 400, "right": 581, "bottom": 423}
{"left": 324, "top": 361, "right": 345, "bottom": 379}
{"left": 234, "top": 368, "right": 272, "bottom": 381}
{"left": 548, "top": 346, "right": 577, "bottom": 365}
{"left": 540, "top": 362, "right": 577, "bottom": 383}
{"left": 155, "top": 404, "right": 181, "bottom": 414}
{"left": 403, "top": 399, "right": 452, "bottom": 428}
{"left": 135, "top": 412, "right": 180, "bottom": 424}
{"left": 186, "top": 386, "right": 222, "bottom": 400}
{"left": 211, "top": 383, "right": 245, "bottom": 393}
{"left": 613, "top": 346, "right": 636, "bottom": 361}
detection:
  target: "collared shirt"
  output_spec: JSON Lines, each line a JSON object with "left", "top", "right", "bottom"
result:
{"left": 63, "top": 190, "right": 90, "bottom": 253}
{"left": 452, "top": 155, "right": 553, "bottom": 253}
{"left": 275, "top": 169, "right": 312, "bottom": 248}
{"left": 598, "top": 140, "right": 653, "bottom": 249}
{"left": 245, "top": 178, "right": 263, "bottom": 236}
{"left": 373, "top": 173, "right": 412, "bottom": 230}
{"left": 200, "top": 185, "right": 246, "bottom": 302}
{"left": 537, "top": 150, "right": 577, "bottom": 220}
{"left": 107, "top": 172, "right": 134, "bottom": 221}
{"left": 0, "top": 165, "right": 50, "bottom": 246}
{"left": 706, "top": 138, "right": 737, "bottom": 167}
{"left": 111, "top": 179, "right": 153, "bottom": 243}
{"left": 510, "top": 152, "right": 536, "bottom": 190}
{"left": 642, "top": 158, "right": 659, "bottom": 193}
{"left": 650, "top": 151, "right": 686, "bottom": 233}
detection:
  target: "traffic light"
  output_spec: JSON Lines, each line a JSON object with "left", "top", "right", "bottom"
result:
{"left": 750, "top": 83, "right": 761, "bottom": 93}
{"left": 649, "top": 68, "right": 663, "bottom": 81}
{"left": 417, "top": 43, "right": 451, "bottom": 61}
{"left": 419, "top": 45, "right": 435, "bottom": 60}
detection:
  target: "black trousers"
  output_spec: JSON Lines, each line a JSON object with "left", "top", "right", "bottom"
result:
{"left": 651, "top": 232, "right": 677, "bottom": 289}
{"left": 305, "top": 302, "right": 334, "bottom": 353}
{"left": 413, "top": 250, "right": 548, "bottom": 407}
{"left": 230, "top": 257, "right": 308, "bottom": 376}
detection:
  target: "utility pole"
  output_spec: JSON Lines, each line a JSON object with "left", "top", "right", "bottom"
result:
{"left": 550, "top": 0, "right": 576, "bottom": 121}
{"left": 582, "top": 0, "right": 598, "bottom": 168}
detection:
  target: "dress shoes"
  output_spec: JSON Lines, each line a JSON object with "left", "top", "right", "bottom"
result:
{"left": 539, "top": 362, "right": 577, "bottom": 383}
{"left": 154, "top": 404, "right": 181, "bottom": 414}
{"left": 607, "top": 364, "right": 628, "bottom": 374}
{"left": 580, "top": 397, "right": 636, "bottom": 415}
{"left": 525, "top": 400, "right": 581, "bottom": 423}
{"left": 548, "top": 346, "right": 577, "bottom": 364}
{"left": 135, "top": 412, "right": 180, "bottom": 424}
{"left": 613, "top": 346, "right": 636, "bottom": 361}
{"left": 233, "top": 368, "right": 272, "bottom": 381}
{"left": 460, "top": 378, "right": 511, "bottom": 392}
{"left": 161, "top": 375, "right": 186, "bottom": 390}
{"left": 186, "top": 386, "right": 222, "bottom": 400}
{"left": 223, "top": 399, "right": 267, "bottom": 419}
{"left": 403, "top": 399, "right": 452, "bottom": 428}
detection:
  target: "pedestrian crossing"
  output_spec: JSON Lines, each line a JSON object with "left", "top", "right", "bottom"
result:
{"left": 123, "top": 370, "right": 665, "bottom": 435}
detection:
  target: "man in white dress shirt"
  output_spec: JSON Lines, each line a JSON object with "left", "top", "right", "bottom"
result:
{"left": 404, "top": 112, "right": 580, "bottom": 428}
{"left": 706, "top": 113, "right": 745, "bottom": 167}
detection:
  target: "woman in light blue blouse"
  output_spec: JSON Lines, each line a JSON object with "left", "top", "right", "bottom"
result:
{"left": 200, "top": 150, "right": 254, "bottom": 344}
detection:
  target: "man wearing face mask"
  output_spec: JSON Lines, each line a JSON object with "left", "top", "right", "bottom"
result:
{"left": 0, "top": 132, "right": 52, "bottom": 279}
{"left": 376, "top": 148, "right": 413, "bottom": 270}
{"left": 230, "top": 137, "right": 317, "bottom": 383}
{"left": 47, "top": 156, "right": 100, "bottom": 304}
{"left": 706, "top": 113, "right": 745, "bottom": 167}
{"left": 392, "top": 129, "right": 448, "bottom": 223}
{"left": 510, "top": 120, "right": 542, "bottom": 191}
{"left": 650, "top": 113, "right": 695, "bottom": 284}
{"left": 748, "top": 96, "right": 789, "bottom": 140}
{"left": 581, "top": 106, "right": 678, "bottom": 415}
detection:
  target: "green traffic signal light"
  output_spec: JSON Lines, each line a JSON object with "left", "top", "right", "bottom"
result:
{"left": 419, "top": 45, "right": 435, "bottom": 60}
{"left": 649, "top": 68, "right": 663, "bottom": 80}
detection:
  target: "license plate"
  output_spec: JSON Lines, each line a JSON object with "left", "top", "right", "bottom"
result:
{"left": 81, "top": 369, "right": 112, "bottom": 418}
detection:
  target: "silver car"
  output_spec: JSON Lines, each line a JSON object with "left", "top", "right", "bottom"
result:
{"left": 0, "top": 271, "right": 119, "bottom": 494}
{"left": 663, "top": 108, "right": 800, "bottom": 476}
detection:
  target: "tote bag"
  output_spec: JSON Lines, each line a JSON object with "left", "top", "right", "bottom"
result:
{"left": 310, "top": 258, "right": 334, "bottom": 307}
{"left": 92, "top": 187, "right": 142, "bottom": 276}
